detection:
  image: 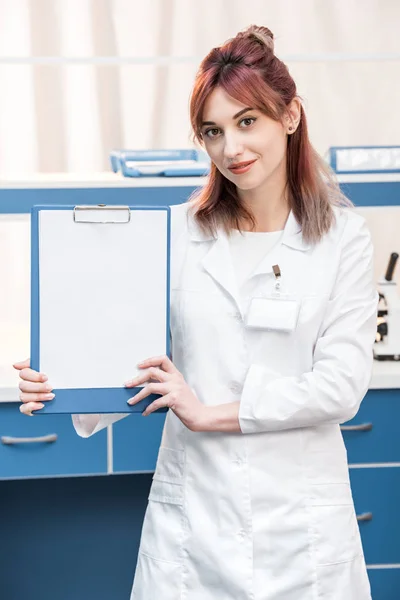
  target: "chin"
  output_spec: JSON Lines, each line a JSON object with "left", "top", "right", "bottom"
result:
{"left": 235, "top": 180, "right": 260, "bottom": 191}
{"left": 222, "top": 171, "right": 261, "bottom": 190}
{"left": 235, "top": 174, "right": 266, "bottom": 191}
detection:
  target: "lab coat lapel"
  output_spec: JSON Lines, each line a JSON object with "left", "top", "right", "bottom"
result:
{"left": 201, "top": 230, "right": 241, "bottom": 309}
{"left": 188, "top": 208, "right": 311, "bottom": 307}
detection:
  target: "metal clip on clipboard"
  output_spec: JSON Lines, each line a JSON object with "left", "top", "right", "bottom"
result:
{"left": 110, "top": 149, "right": 210, "bottom": 178}
{"left": 73, "top": 204, "right": 131, "bottom": 224}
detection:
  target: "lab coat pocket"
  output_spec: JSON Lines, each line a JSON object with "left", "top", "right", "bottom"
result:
{"left": 139, "top": 447, "right": 186, "bottom": 565}
{"left": 131, "top": 551, "right": 182, "bottom": 600}
{"left": 309, "top": 483, "right": 363, "bottom": 566}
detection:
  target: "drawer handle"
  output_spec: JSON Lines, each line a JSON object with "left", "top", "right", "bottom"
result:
{"left": 340, "top": 423, "right": 373, "bottom": 432}
{"left": 1, "top": 434, "right": 58, "bottom": 445}
{"left": 357, "top": 512, "right": 373, "bottom": 522}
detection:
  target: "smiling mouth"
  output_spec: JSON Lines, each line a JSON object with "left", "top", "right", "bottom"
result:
{"left": 228, "top": 159, "right": 257, "bottom": 172}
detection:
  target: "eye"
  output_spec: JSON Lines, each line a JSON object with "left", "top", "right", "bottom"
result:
{"left": 204, "top": 127, "right": 221, "bottom": 139}
{"left": 239, "top": 117, "right": 256, "bottom": 128}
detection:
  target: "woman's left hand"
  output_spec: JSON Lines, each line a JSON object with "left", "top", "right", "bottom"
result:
{"left": 125, "top": 355, "right": 207, "bottom": 432}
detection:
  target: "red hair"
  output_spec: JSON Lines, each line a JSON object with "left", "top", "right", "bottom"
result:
{"left": 189, "top": 25, "right": 351, "bottom": 244}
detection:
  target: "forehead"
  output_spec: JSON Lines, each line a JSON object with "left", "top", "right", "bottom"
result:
{"left": 202, "top": 87, "right": 249, "bottom": 122}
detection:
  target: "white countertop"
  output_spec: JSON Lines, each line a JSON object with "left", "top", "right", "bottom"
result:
{"left": 368, "top": 360, "right": 400, "bottom": 390}
{"left": 0, "top": 171, "right": 206, "bottom": 189}
{"left": 1, "top": 358, "right": 400, "bottom": 404}
{"left": 0, "top": 171, "right": 400, "bottom": 189}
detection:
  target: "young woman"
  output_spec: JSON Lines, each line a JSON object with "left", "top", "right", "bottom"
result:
{"left": 16, "top": 25, "right": 377, "bottom": 600}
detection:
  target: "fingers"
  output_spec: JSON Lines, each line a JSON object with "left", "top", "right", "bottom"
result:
{"left": 13, "top": 358, "right": 30, "bottom": 370}
{"left": 137, "top": 355, "right": 179, "bottom": 375}
{"left": 20, "top": 392, "right": 55, "bottom": 403}
{"left": 19, "top": 402, "right": 45, "bottom": 416}
{"left": 19, "top": 368, "right": 48, "bottom": 383}
{"left": 19, "top": 380, "right": 52, "bottom": 394}
{"left": 125, "top": 366, "right": 170, "bottom": 388}
{"left": 142, "top": 395, "right": 171, "bottom": 416}
{"left": 127, "top": 382, "right": 169, "bottom": 405}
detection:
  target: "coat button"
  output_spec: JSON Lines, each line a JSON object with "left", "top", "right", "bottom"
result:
{"left": 229, "top": 381, "right": 243, "bottom": 395}
{"left": 233, "top": 311, "right": 243, "bottom": 323}
{"left": 232, "top": 456, "right": 245, "bottom": 467}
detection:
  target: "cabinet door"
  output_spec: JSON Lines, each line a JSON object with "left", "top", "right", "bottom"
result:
{"left": 350, "top": 467, "right": 400, "bottom": 565}
{"left": 0, "top": 404, "right": 107, "bottom": 478}
{"left": 341, "top": 390, "right": 400, "bottom": 463}
{"left": 367, "top": 568, "right": 400, "bottom": 600}
{"left": 112, "top": 413, "right": 166, "bottom": 473}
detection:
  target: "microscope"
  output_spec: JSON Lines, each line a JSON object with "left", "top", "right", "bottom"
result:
{"left": 374, "top": 252, "right": 400, "bottom": 361}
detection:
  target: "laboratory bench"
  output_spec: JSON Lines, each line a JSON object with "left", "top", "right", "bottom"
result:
{"left": 1, "top": 172, "right": 400, "bottom": 599}
{"left": 0, "top": 362, "right": 400, "bottom": 599}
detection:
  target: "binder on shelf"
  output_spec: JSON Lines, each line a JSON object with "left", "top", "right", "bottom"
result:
{"left": 110, "top": 149, "right": 210, "bottom": 177}
{"left": 328, "top": 146, "right": 400, "bottom": 174}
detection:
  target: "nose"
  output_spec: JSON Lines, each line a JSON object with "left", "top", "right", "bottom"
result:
{"left": 223, "top": 131, "right": 244, "bottom": 162}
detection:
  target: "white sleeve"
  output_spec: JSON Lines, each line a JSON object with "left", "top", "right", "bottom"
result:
{"left": 71, "top": 413, "right": 130, "bottom": 438}
{"left": 239, "top": 215, "right": 379, "bottom": 434}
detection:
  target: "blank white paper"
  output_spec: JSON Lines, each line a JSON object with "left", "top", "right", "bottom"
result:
{"left": 38, "top": 208, "right": 168, "bottom": 389}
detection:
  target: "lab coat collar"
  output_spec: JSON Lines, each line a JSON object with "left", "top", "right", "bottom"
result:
{"left": 189, "top": 209, "right": 311, "bottom": 311}
{"left": 189, "top": 208, "right": 311, "bottom": 252}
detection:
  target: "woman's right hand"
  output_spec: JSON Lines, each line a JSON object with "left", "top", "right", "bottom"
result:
{"left": 13, "top": 358, "right": 55, "bottom": 416}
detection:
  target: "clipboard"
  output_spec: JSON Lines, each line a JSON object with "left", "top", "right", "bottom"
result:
{"left": 31, "top": 204, "right": 171, "bottom": 415}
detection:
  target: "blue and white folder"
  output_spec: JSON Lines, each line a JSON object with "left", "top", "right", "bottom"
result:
{"left": 31, "top": 204, "right": 170, "bottom": 414}
{"left": 328, "top": 146, "right": 400, "bottom": 174}
{"left": 110, "top": 149, "right": 210, "bottom": 177}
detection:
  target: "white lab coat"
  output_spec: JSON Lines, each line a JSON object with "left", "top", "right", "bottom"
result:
{"left": 74, "top": 201, "right": 378, "bottom": 600}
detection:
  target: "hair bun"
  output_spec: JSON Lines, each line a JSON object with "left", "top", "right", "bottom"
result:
{"left": 245, "top": 25, "right": 274, "bottom": 53}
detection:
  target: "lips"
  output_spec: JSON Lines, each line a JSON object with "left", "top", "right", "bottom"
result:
{"left": 227, "top": 159, "right": 257, "bottom": 175}
{"left": 228, "top": 159, "right": 257, "bottom": 171}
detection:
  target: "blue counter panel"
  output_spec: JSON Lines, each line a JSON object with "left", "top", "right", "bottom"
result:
{"left": 340, "top": 181, "right": 400, "bottom": 207}
{"left": 0, "top": 185, "right": 198, "bottom": 213}
{"left": 1, "top": 178, "right": 400, "bottom": 214}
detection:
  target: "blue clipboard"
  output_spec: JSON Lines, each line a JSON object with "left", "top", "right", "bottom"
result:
{"left": 31, "top": 204, "right": 170, "bottom": 415}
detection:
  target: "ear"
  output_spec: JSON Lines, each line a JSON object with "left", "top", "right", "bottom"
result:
{"left": 285, "top": 98, "right": 302, "bottom": 134}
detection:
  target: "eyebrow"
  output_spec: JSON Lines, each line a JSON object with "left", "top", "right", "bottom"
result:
{"left": 201, "top": 107, "right": 254, "bottom": 127}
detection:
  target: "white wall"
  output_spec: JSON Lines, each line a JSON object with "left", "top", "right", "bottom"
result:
{"left": 0, "top": 0, "right": 399, "bottom": 175}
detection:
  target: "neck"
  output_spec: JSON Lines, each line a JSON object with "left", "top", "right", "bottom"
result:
{"left": 237, "top": 159, "right": 290, "bottom": 232}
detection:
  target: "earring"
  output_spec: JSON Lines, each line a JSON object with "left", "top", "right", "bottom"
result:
{"left": 288, "top": 126, "right": 294, "bottom": 132}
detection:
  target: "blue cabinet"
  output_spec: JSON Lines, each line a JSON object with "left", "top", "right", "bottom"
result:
{"left": 341, "top": 387, "right": 400, "bottom": 597}
{"left": 342, "top": 390, "right": 400, "bottom": 463}
{"left": 368, "top": 569, "right": 400, "bottom": 600}
{"left": 0, "top": 403, "right": 107, "bottom": 478}
{"left": 350, "top": 467, "right": 400, "bottom": 564}
{"left": 112, "top": 412, "right": 165, "bottom": 473}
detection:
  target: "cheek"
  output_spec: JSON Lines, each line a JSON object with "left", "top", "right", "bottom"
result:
{"left": 204, "top": 142, "right": 222, "bottom": 165}
{"left": 258, "top": 133, "right": 286, "bottom": 166}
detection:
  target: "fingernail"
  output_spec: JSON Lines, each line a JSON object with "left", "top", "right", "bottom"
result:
{"left": 37, "top": 403, "right": 45, "bottom": 409}
{"left": 41, "top": 374, "right": 48, "bottom": 382}
{"left": 127, "top": 399, "right": 133, "bottom": 405}
{"left": 45, "top": 393, "right": 55, "bottom": 400}
{"left": 45, "top": 384, "right": 53, "bottom": 392}
{"left": 124, "top": 380, "right": 132, "bottom": 387}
